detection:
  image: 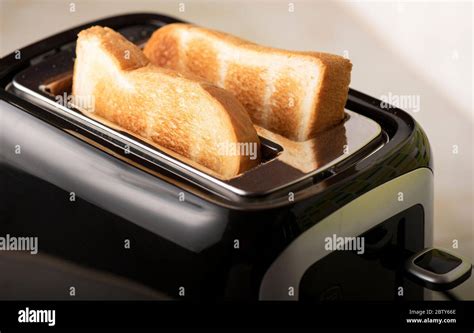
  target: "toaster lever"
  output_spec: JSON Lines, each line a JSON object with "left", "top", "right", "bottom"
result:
{"left": 405, "top": 247, "right": 472, "bottom": 291}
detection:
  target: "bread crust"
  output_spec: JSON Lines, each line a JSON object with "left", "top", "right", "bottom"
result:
{"left": 144, "top": 23, "right": 352, "bottom": 141}
{"left": 73, "top": 26, "right": 260, "bottom": 179}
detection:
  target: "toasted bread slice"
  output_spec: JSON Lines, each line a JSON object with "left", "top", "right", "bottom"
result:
{"left": 72, "top": 26, "right": 260, "bottom": 179}
{"left": 144, "top": 23, "right": 352, "bottom": 141}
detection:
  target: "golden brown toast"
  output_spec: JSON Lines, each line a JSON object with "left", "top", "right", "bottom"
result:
{"left": 72, "top": 26, "right": 260, "bottom": 179}
{"left": 144, "top": 23, "right": 352, "bottom": 141}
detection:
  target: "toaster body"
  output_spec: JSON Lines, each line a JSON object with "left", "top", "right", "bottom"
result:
{"left": 0, "top": 13, "right": 432, "bottom": 301}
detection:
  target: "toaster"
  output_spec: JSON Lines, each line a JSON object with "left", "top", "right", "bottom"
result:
{"left": 0, "top": 13, "right": 470, "bottom": 302}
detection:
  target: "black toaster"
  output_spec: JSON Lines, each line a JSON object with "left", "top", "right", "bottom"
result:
{"left": 0, "top": 13, "right": 470, "bottom": 302}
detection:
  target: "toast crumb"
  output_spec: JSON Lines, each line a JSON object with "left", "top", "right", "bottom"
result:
{"left": 144, "top": 23, "right": 352, "bottom": 141}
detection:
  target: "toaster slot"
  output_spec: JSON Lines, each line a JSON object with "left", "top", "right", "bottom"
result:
{"left": 40, "top": 73, "right": 72, "bottom": 96}
{"left": 38, "top": 73, "right": 283, "bottom": 170}
{"left": 8, "top": 23, "right": 385, "bottom": 199}
{"left": 36, "top": 66, "right": 284, "bottom": 167}
{"left": 39, "top": 71, "right": 282, "bottom": 161}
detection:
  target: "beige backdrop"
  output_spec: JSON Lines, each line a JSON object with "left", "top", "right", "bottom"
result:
{"left": 1, "top": 0, "right": 473, "bottom": 299}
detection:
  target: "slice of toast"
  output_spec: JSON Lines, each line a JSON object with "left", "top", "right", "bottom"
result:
{"left": 144, "top": 23, "right": 352, "bottom": 141}
{"left": 72, "top": 26, "right": 260, "bottom": 179}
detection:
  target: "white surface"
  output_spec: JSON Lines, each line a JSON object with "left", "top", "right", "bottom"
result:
{"left": 1, "top": 0, "right": 473, "bottom": 298}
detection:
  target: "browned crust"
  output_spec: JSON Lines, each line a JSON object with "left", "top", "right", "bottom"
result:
{"left": 268, "top": 71, "right": 302, "bottom": 138}
{"left": 202, "top": 84, "right": 261, "bottom": 173}
{"left": 144, "top": 23, "right": 352, "bottom": 141}
{"left": 224, "top": 63, "right": 267, "bottom": 125}
{"left": 79, "top": 26, "right": 149, "bottom": 70}
{"left": 305, "top": 53, "right": 353, "bottom": 137}
{"left": 141, "top": 25, "right": 181, "bottom": 69}
{"left": 73, "top": 26, "right": 260, "bottom": 179}
{"left": 184, "top": 37, "right": 220, "bottom": 83}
